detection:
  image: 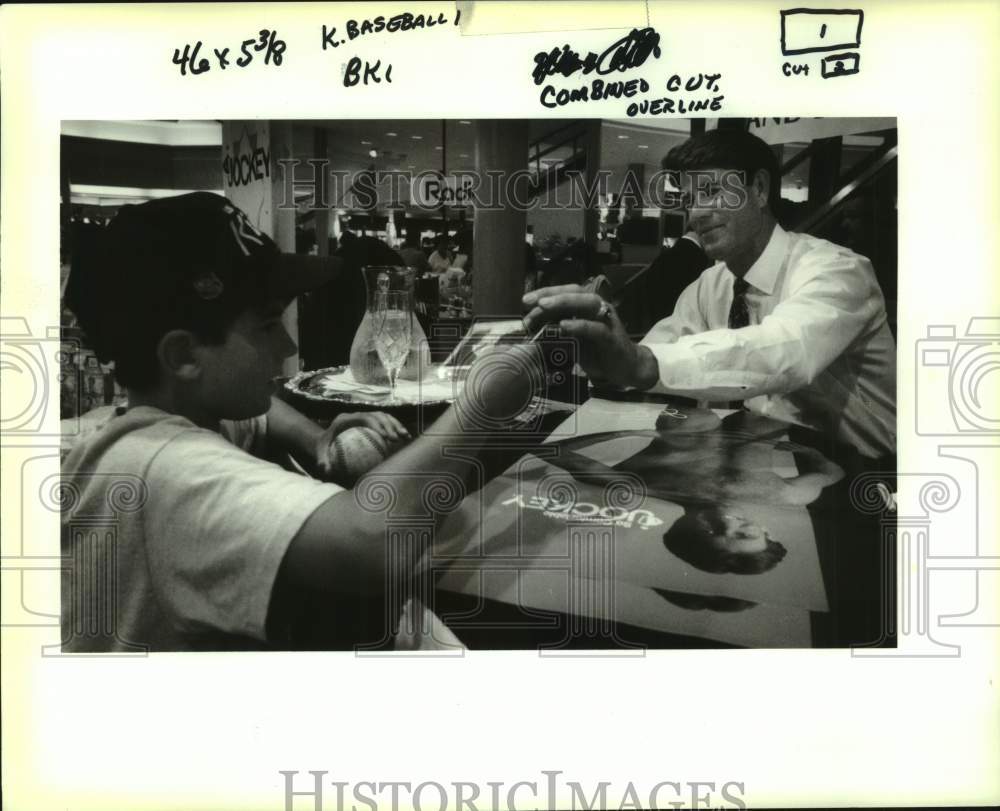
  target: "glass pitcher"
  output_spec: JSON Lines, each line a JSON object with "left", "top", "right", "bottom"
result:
{"left": 349, "top": 266, "right": 431, "bottom": 385}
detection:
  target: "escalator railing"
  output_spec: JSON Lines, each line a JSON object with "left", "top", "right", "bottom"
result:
{"left": 528, "top": 122, "right": 589, "bottom": 198}
{"left": 797, "top": 145, "right": 897, "bottom": 234}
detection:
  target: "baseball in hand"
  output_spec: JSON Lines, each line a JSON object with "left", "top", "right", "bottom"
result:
{"left": 328, "top": 426, "right": 402, "bottom": 485}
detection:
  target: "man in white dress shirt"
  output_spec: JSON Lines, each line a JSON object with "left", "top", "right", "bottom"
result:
{"left": 523, "top": 129, "right": 896, "bottom": 460}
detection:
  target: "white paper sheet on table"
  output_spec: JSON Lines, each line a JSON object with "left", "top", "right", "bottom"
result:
{"left": 393, "top": 599, "right": 466, "bottom": 652}
{"left": 544, "top": 399, "right": 669, "bottom": 440}
{"left": 315, "top": 368, "right": 460, "bottom": 402}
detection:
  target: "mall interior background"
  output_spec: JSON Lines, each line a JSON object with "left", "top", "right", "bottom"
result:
{"left": 59, "top": 117, "right": 897, "bottom": 416}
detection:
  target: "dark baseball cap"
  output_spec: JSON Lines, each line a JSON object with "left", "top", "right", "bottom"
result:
{"left": 67, "top": 192, "right": 340, "bottom": 364}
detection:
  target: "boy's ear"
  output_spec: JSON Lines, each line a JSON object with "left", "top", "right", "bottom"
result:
{"left": 156, "top": 329, "right": 202, "bottom": 382}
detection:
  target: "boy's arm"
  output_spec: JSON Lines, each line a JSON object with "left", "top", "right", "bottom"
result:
{"left": 267, "top": 345, "right": 542, "bottom": 640}
{"left": 265, "top": 397, "right": 323, "bottom": 468}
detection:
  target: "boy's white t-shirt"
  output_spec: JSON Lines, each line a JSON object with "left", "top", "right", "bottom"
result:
{"left": 60, "top": 406, "right": 343, "bottom": 652}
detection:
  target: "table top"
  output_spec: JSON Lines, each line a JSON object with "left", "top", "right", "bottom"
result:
{"left": 280, "top": 363, "right": 891, "bottom": 649}
{"left": 423, "top": 395, "right": 891, "bottom": 649}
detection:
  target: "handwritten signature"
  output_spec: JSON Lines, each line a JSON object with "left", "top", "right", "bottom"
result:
{"left": 532, "top": 27, "right": 661, "bottom": 86}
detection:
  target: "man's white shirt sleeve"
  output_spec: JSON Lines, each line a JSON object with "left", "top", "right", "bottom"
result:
{"left": 639, "top": 235, "right": 885, "bottom": 402}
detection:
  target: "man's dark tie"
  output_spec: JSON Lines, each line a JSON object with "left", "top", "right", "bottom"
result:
{"left": 728, "top": 277, "right": 751, "bottom": 329}
{"left": 727, "top": 277, "right": 751, "bottom": 409}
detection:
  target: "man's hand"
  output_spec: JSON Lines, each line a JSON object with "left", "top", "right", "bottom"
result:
{"left": 315, "top": 411, "right": 410, "bottom": 480}
{"left": 522, "top": 285, "right": 659, "bottom": 390}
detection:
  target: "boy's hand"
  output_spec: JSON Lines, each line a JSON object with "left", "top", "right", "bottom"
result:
{"left": 315, "top": 411, "right": 410, "bottom": 479}
{"left": 329, "top": 411, "right": 410, "bottom": 443}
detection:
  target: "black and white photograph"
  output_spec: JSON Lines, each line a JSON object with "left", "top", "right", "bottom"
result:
{"left": 58, "top": 116, "right": 898, "bottom": 652}
{"left": 3, "top": 3, "right": 998, "bottom": 810}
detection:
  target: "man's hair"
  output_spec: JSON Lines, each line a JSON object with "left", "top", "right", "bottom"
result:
{"left": 663, "top": 512, "right": 788, "bottom": 575}
{"left": 663, "top": 129, "right": 782, "bottom": 216}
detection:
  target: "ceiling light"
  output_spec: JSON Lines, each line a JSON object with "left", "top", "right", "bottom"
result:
{"left": 385, "top": 131, "right": 398, "bottom": 137}
{"left": 410, "top": 135, "right": 423, "bottom": 140}
{"left": 617, "top": 135, "right": 629, "bottom": 140}
{"left": 69, "top": 184, "right": 222, "bottom": 199}
{"left": 60, "top": 120, "right": 222, "bottom": 147}
{"left": 459, "top": 153, "right": 469, "bottom": 158}
{"left": 637, "top": 144, "right": 648, "bottom": 149}
{"left": 458, "top": 120, "right": 472, "bottom": 125}
{"left": 434, "top": 146, "right": 443, "bottom": 150}
{"left": 361, "top": 140, "right": 372, "bottom": 145}
{"left": 368, "top": 149, "right": 378, "bottom": 158}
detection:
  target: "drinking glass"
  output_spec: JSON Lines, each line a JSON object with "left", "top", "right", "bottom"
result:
{"left": 372, "top": 291, "right": 413, "bottom": 403}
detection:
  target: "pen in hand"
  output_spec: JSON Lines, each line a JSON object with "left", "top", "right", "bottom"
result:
{"left": 529, "top": 324, "right": 551, "bottom": 343}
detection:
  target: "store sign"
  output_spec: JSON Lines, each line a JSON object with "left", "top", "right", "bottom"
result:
{"left": 220, "top": 121, "right": 275, "bottom": 236}
{"left": 411, "top": 172, "right": 476, "bottom": 208}
{"left": 747, "top": 116, "right": 895, "bottom": 144}
{"left": 222, "top": 124, "right": 271, "bottom": 188}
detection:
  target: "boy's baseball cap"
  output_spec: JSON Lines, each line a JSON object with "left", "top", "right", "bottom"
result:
{"left": 67, "top": 192, "right": 340, "bottom": 362}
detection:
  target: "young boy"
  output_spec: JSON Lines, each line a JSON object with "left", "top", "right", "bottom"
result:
{"left": 62, "top": 192, "right": 537, "bottom": 652}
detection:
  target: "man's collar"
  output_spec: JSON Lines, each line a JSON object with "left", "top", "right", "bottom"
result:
{"left": 729, "top": 224, "right": 788, "bottom": 295}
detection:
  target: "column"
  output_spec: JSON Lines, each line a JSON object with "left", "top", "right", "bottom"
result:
{"left": 313, "top": 127, "right": 331, "bottom": 257}
{"left": 582, "top": 119, "right": 603, "bottom": 252}
{"left": 472, "top": 120, "right": 529, "bottom": 316}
